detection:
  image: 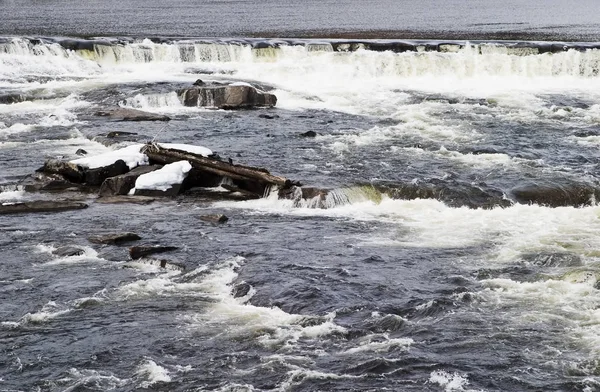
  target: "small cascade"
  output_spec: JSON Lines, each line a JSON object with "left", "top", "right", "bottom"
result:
{"left": 122, "top": 92, "right": 183, "bottom": 110}
{"left": 305, "top": 43, "right": 334, "bottom": 52}
{"left": 285, "top": 185, "right": 384, "bottom": 209}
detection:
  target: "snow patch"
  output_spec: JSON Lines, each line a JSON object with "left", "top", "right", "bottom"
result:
{"left": 70, "top": 144, "right": 148, "bottom": 169}
{"left": 131, "top": 160, "right": 192, "bottom": 192}
{"left": 158, "top": 143, "right": 212, "bottom": 157}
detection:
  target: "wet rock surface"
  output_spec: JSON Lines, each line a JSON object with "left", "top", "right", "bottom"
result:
{"left": 95, "top": 108, "right": 171, "bottom": 122}
{"left": 178, "top": 84, "right": 277, "bottom": 109}
{"left": 129, "top": 245, "right": 179, "bottom": 260}
{"left": 88, "top": 232, "right": 142, "bottom": 245}
{"left": 0, "top": 200, "right": 88, "bottom": 214}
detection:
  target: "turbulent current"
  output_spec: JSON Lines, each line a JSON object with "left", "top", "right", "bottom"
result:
{"left": 4, "top": 33, "right": 600, "bottom": 391}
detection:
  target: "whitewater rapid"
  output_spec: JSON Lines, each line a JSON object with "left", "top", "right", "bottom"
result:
{"left": 3, "top": 35, "right": 600, "bottom": 391}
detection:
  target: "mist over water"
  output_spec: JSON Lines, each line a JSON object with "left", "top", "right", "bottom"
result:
{"left": 3, "top": 2, "right": 600, "bottom": 391}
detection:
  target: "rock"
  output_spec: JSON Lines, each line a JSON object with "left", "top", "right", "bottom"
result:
{"left": 193, "top": 79, "right": 205, "bottom": 86}
{"left": 133, "top": 183, "right": 182, "bottom": 197}
{"left": 198, "top": 214, "right": 229, "bottom": 224}
{"left": 84, "top": 159, "right": 130, "bottom": 186}
{"left": 0, "top": 200, "right": 88, "bottom": 214}
{"left": 259, "top": 113, "right": 279, "bottom": 119}
{"left": 93, "top": 132, "right": 150, "bottom": 147}
{"left": 106, "top": 131, "right": 138, "bottom": 138}
{"left": 21, "top": 172, "right": 82, "bottom": 192}
{"left": 37, "top": 159, "right": 85, "bottom": 183}
{"left": 98, "top": 165, "right": 162, "bottom": 197}
{"left": 0, "top": 93, "right": 25, "bottom": 105}
{"left": 52, "top": 246, "right": 86, "bottom": 257}
{"left": 511, "top": 183, "right": 599, "bottom": 207}
{"left": 178, "top": 85, "right": 277, "bottom": 109}
{"left": 95, "top": 108, "right": 171, "bottom": 122}
{"left": 129, "top": 245, "right": 179, "bottom": 260}
{"left": 94, "top": 196, "right": 156, "bottom": 204}
{"left": 300, "top": 130, "right": 317, "bottom": 137}
{"left": 88, "top": 232, "right": 141, "bottom": 245}
{"left": 75, "top": 149, "right": 88, "bottom": 156}
{"left": 232, "top": 282, "right": 251, "bottom": 298}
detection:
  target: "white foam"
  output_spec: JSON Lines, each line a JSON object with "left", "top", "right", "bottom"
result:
{"left": 132, "top": 160, "right": 191, "bottom": 192}
{"left": 136, "top": 359, "right": 171, "bottom": 388}
{"left": 19, "top": 301, "right": 71, "bottom": 325}
{"left": 428, "top": 370, "right": 478, "bottom": 392}
{"left": 343, "top": 335, "right": 414, "bottom": 354}
{"left": 0, "top": 190, "right": 24, "bottom": 202}
{"left": 180, "top": 257, "right": 347, "bottom": 348}
{"left": 71, "top": 143, "right": 148, "bottom": 169}
{"left": 59, "top": 368, "right": 127, "bottom": 392}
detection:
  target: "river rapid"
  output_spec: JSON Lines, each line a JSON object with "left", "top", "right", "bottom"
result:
{"left": 3, "top": 2, "right": 600, "bottom": 391}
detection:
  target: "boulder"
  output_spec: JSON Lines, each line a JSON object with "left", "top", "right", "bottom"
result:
{"left": 0, "top": 200, "right": 88, "bottom": 214}
{"left": 37, "top": 160, "right": 85, "bottom": 183}
{"left": 511, "top": 183, "right": 599, "bottom": 207}
{"left": 300, "top": 130, "right": 317, "bottom": 137}
{"left": 85, "top": 159, "right": 130, "bottom": 186}
{"left": 21, "top": 172, "right": 82, "bottom": 192}
{"left": 178, "top": 85, "right": 277, "bottom": 109}
{"left": 98, "top": 165, "right": 162, "bottom": 197}
{"left": 129, "top": 245, "right": 178, "bottom": 260}
{"left": 95, "top": 108, "right": 170, "bottom": 121}
{"left": 88, "top": 232, "right": 141, "bottom": 245}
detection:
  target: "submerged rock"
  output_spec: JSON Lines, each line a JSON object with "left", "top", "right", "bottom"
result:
{"left": 198, "top": 214, "right": 229, "bottom": 224}
{"left": 521, "top": 252, "right": 583, "bottom": 268}
{"left": 129, "top": 245, "right": 178, "bottom": 260}
{"left": 52, "top": 246, "right": 86, "bottom": 257}
{"left": 95, "top": 108, "right": 171, "bottom": 121}
{"left": 178, "top": 84, "right": 277, "bottom": 109}
{"left": 0, "top": 200, "right": 88, "bottom": 214}
{"left": 88, "top": 232, "right": 142, "bottom": 245}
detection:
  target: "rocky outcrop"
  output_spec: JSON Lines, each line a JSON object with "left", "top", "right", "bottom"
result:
{"left": 178, "top": 84, "right": 277, "bottom": 109}
{"left": 95, "top": 108, "right": 171, "bottom": 121}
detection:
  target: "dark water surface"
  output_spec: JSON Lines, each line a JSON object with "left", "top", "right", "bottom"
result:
{"left": 2, "top": 0, "right": 600, "bottom": 40}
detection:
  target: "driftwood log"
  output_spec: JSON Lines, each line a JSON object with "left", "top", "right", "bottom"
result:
{"left": 142, "top": 143, "right": 293, "bottom": 195}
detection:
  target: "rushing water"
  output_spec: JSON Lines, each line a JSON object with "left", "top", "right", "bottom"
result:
{"left": 3, "top": 2, "right": 600, "bottom": 391}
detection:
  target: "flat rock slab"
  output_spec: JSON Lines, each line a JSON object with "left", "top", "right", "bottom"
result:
{"left": 89, "top": 232, "right": 141, "bottom": 245}
{"left": 129, "top": 245, "right": 179, "bottom": 260}
{"left": 95, "top": 108, "right": 171, "bottom": 122}
{"left": 94, "top": 196, "right": 156, "bottom": 204}
{"left": 0, "top": 201, "right": 88, "bottom": 214}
